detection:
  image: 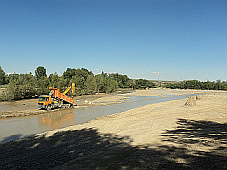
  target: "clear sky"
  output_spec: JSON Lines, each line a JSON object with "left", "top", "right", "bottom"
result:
{"left": 0, "top": 0, "right": 226, "bottom": 81}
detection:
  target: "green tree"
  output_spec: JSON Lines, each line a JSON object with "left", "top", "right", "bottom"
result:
{"left": 63, "top": 68, "right": 94, "bottom": 95}
{"left": 72, "top": 75, "right": 86, "bottom": 95}
{"left": 109, "top": 73, "right": 131, "bottom": 88}
{"left": 35, "top": 66, "right": 47, "bottom": 79}
{"left": 134, "top": 79, "right": 156, "bottom": 89}
{"left": 63, "top": 68, "right": 92, "bottom": 80}
{"left": 106, "top": 78, "right": 118, "bottom": 93}
{"left": 95, "top": 74, "right": 106, "bottom": 93}
{"left": 34, "top": 66, "right": 49, "bottom": 95}
{"left": 165, "top": 79, "right": 227, "bottom": 91}
{"left": 49, "top": 72, "right": 59, "bottom": 88}
{"left": 17, "top": 73, "right": 36, "bottom": 98}
{"left": 221, "top": 81, "right": 227, "bottom": 90}
{"left": 0, "top": 66, "right": 6, "bottom": 85}
{"left": 58, "top": 76, "right": 68, "bottom": 92}
{"left": 36, "top": 76, "right": 50, "bottom": 95}
{"left": 94, "top": 72, "right": 118, "bottom": 93}
{"left": 63, "top": 68, "right": 76, "bottom": 82}
{"left": 85, "top": 74, "right": 97, "bottom": 94}
{"left": 1, "top": 73, "right": 39, "bottom": 101}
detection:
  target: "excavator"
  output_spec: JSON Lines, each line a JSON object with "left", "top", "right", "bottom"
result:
{"left": 38, "top": 83, "right": 75, "bottom": 110}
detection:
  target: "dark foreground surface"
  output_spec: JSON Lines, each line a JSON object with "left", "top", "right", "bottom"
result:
{"left": 1, "top": 119, "right": 227, "bottom": 170}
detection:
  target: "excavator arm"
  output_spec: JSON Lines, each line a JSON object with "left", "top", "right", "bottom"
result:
{"left": 63, "top": 83, "right": 75, "bottom": 95}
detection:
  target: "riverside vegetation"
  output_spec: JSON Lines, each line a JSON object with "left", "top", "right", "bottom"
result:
{"left": 0, "top": 66, "right": 156, "bottom": 101}
{"left": 165, "top": 79, "right": 227, "bottom": 90}
{"left": 1, "top": 66, "right": 226, "bottom": 102}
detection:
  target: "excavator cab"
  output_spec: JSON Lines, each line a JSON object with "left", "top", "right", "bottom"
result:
{"left": 38, "top": 95, "right": 51, "bottom": 109}
{"left": 38, "top": 96, "right": 49, "bottom": 102}
{"left": 38, "top": 96, "right": 46, "bottom": 102}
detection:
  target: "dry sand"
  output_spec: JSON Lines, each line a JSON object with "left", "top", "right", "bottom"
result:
{"left": 42, "top": 89, "right": 227, "bottom": 146}
{"left": 0, "top": 89, "right": 226, "bottom": 169}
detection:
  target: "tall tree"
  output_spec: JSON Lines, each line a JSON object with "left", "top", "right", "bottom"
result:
{"left": 63, "top": 68, "right": 76, "bottom": 81}
{"left": 85, "top": 74, "right": 97, "bottom": 94}
{"left": 35, "top": 66, "right": 47, "bottom": 79}
{"left": 49, "top": 72, "right": 59, "bottom": 88}
{"left": 63, "top": 68, "right": 93, "bottom": 85}
{"left": 0, "top": 66, "right": 6, "bottom": 85}
{"left": 135, "top": 79, "right": 156, "bottom": 89}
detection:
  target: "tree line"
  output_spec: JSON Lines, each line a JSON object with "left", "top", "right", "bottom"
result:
{"left": 0, "top": 66, "right": 157, "bottom": 101}
{"left": 165, "top": 80, "right": 227, "bottom": 91}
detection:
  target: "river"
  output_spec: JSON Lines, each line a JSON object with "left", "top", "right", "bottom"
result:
{"left": 0, "top": 93, "right": 197, "bottom": 144}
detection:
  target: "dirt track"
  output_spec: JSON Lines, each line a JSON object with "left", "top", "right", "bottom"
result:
{"left": 0, "top": 89, "right": 226, "bottom": 169}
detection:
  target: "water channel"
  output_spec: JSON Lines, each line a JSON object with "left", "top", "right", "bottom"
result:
{"left": 0, "top": 93, "right": 198, "bottom": 144}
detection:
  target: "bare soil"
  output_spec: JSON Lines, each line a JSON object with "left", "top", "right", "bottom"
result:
{"left": 0, "top": 89, "right": 226, "bottom": 169}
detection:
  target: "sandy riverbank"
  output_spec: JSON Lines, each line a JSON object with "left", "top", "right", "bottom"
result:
{"left": 0, "top": 88, "right": 217, "bottom": 119}
{"left": 126, "top": 88, "right": 219, "bottom": 96}
{"left": 0, "top": 92, "right": 131, "bottom": 119}
{"left": 0, "top": 89, "right": 226, "bottom": 169}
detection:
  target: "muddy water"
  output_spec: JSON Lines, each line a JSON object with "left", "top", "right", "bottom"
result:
{"left": 0, "top": 94, "right": 195, "bottom": 144}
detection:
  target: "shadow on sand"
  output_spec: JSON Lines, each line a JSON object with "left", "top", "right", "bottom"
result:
{"left": 0, "top": 119, "right": 226, "bottom": 170}
{"left": 0, "top": 134, "right": 23, "bottom": 144}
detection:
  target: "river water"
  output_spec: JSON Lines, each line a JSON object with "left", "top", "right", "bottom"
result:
{"left": 0, "top": 94, "right": 197, "bottom": 144}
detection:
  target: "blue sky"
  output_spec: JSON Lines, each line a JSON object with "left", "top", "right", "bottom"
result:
{"left": 0, "top": 0, "right": 226, "bottom": 81}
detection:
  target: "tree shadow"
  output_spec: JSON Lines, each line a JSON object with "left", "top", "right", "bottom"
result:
{"left": 0, "top": 119, "right": 226, "bottom": 169}
{"left": 161, "top": 119, "right": 227, "bottom": 169}
{"left": 0, "top": 134, "right": 23, "bottom": 144}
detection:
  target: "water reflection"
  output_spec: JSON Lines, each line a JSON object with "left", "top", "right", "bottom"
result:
{"left": 38, "top": 111, "right": 74, "bottom": 129}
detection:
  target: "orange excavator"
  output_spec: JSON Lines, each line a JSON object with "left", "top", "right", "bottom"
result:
{"left": 38, "top": 83, "right": 75, "bottom": 110}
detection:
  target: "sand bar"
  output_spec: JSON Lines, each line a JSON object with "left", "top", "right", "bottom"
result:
{"left": 0, "top": 89, "right": 226, "bottom": 169}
